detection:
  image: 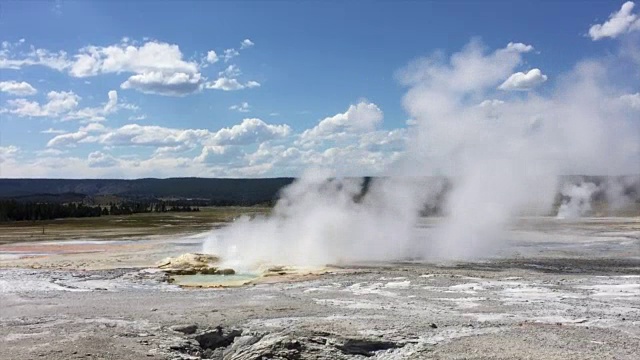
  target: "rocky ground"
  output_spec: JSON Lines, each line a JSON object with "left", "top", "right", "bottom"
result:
{"left": 1, "top": 218, "right": 639, "bottom": 359}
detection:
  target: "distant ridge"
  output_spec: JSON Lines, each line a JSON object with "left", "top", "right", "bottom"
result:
{"left": 0, "top": 178, "right": 296, "bottom": 205}
{"left": 0, "top": 176, "right": 637, "bottom": 212}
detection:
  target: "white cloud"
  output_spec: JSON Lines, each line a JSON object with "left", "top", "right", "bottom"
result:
{"left": 47, "top": 130, "right": 89, "bottom": 147}
{"left": 478, "top": 99, "right": 505, "bottom": 107}
{"left": 41, "top": 128, "right": 67, "bottom": 134}
{"left": 45, "top": 123, "right": 107, "bottom": 148}
{"left": 69, "top": 41, "right": 199, "bottom": 77}
{"left": 87, "top": 151, "right": 118, "bottom": 168}
{"left": 0, "top": 145, "right": 19, "bottom": 167}
{"left": 219, "top": 64, "right": 241, "bottom": 77}
{"left": 620, "top": 93, "right": 640, "bottom": 109}
{"left": 129, "top": 114, "right": 147, "bottom": 121}
{"left": 223, "top": 48, "right": 240, "bottom": 62}
{"left": 7, "top": 90, "right": 124, "bottom": 125}
{"left": 62, "top": 90, "right": 124, "bottom": 122}
{"left": 210, "top": 118, "right": 291, "bottom": 146}
{"left": 205, "top": 77, "right": 244, "bottom": 91}
{"left": 299, "top": 101, "right": 383, "bottom": 143}
{"left": 97, "top": 124, "right": 210, "bottom": 147}
{"left": 478, "top": 99, "right": 506, "bottom": 118}
{"left": 46, "top": 117, "right": 290, "bottom": 152}
{"left": 0, "top": 80, "right": 37, "bottom": 96}
{"left": 0, "top": 47, "right": 71, "bottom": 71}
{"left": 195, "top": 145, "right": 241, "bottom": 164}
{"left": 229, "top": 102, "right": 251, "bottom": 112}
{"left": 104, "top": 90, "right": 118, "bottom": 113}
{"left": 240, "top": 39, "right": 255, "bottom": 49}
{"left": 206, "top": 50, "right": 219, "bottom": 63}
{"left": 505, "top": 42, "right": 534, "bottom": 53}
{"left": 67, "top": 41, "right": 204, "bottom": 96}
{"left": 120, "top": 71, "right": 202, "bottom": 96}
{"left": 1, "top": 39, "right": 260, "bottom": 97}
{"left": 589, "top": 1, "right": 640, "bottom": 40}
{"left": 498, "top": 68, "right": 548, "bottom": 91}
{"left": 5, "top": 91, "right": 80, "bottom": 117}
{"left": 398, "top": 40, "right": 535, "bottom": 97}
{"left": 205, "top": 77, "right": 260, "bottom": 91}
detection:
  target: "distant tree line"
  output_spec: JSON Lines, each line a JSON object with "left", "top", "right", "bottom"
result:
{"left": 0, "top": 200, "right": 199, "bottom": 222}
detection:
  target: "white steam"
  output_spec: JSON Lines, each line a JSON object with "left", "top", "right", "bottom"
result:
{"left": 557, "top": 182, "right": 599, "bottom": 219}
{"left": 556, "top": 176, "right": 640, "bottom": 219}
{"left": 204, "top": 170, "right": 443, "bottom": 269}
{"left": 204, "top": 27, "right": 639, "bottom": 268}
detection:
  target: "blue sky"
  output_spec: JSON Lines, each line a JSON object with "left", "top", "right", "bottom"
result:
{"left": 0, "top": 1, "right": 638, "bottom": 178}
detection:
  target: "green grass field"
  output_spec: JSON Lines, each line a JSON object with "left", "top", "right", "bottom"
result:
{"left": 0, "top": 207, "right": 270, "bottom": 245}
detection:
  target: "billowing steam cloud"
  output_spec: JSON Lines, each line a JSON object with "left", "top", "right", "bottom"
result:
{"left": 557, "top": 176, "right": 640, "bottom": 219}
{"left": 557, "top": 182, "right": 599, "bottom": 219}
{"left": 204, "top": 171, "right": 444, "bottom": 269}
{"left": 204, "top": 5, "right": 640, "bottom": 268}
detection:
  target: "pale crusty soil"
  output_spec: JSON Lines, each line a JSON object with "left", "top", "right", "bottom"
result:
{"left": 1, "top": 217, "right": 639, "bottom": 359}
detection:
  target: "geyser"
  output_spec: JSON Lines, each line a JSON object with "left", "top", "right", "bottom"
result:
{"left": 204, "top": 36, "right": 640, "bottom": 269}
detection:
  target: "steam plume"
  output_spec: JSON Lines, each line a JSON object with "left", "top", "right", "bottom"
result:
{"left": 204, "top": 34, "right": 639, "bottom": 268}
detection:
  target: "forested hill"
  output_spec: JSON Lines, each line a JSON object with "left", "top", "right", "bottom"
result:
{"left": 0, "top": 178, "right": 295, "bottom": 205}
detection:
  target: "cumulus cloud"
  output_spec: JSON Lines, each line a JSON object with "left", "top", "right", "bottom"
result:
{"left": 41, "top": 128, "right": 67, "bottom": 134}
{"left": 205, "top": 77, "right": 260, "bottom": 91}
{"left": 46, "top": 130, "right": 89, "bottom": 147}
{"left": 299, "top": 101, "right": 383, "bottom": 143}
{"left": 195, "top": 145, "right": 242, "bottom": 164}
{"left": 129, "top": 114, "right": 147, "bottom": 121}
{"left": 0, "top": 145, "right": 19, "bottom": 161}
{"left": 0, "top": 80, "right": 37, "bottom": 96}
{"left": 498, "top": 68, "right": 548, "bottom": 91}
{"left": 589, "top": 1, "right": 640, "bottom": 40}
{"left": 219, "top": 64, "right": 242, "bottom": 78}
{"left": 229, "top": 102, "right": 251, "bottom": 112}
{"left": 398, "top": 40, "right": 535, "bottom": 96}
{"left": 240, "top": 39, "right": 255, "bottom": 49}
{"left": 63, "top": 90, "right": 121, "bottom": 122}
{"left": 46, "top": 123, "right": 106, "bottom": 147}
{"left": 620, "top": 92, "right": 640, "bottom": 109}
{"left": 5, "top": 91, "right": 79, "bottom": 117}
{"left": 206, "top": 50, "right": 219, "bottom": 64}
{"left": 4, "top": 89, "right": 130, "bottom": 122}
{"left": 505, "top": 42, "right": 534, "bottom": 53}
{"left": 96, "top": 124, "right": 210, "bottom": 147}
{"left": 120, "top": 71, "right": 203, "bottom": 96}
{"left": 69, "top": 41, "right": 199, "bottom": 77}
{"left": 223, "top": 48, "right": 240, "bottom": 62}
{"left": 69, "top": 41, "right": 204, "bottom": 96}
{"left": 1, "top": 39, "right": 261, "bottom": 96}
{"left": 0, "top": 46, "right": 71, "bottom": 71}
{"left": 209, "top": 118, "right": 291, "bottom": 146}
{"left": 87, "top": 151, "right": 118, "bottom": 168}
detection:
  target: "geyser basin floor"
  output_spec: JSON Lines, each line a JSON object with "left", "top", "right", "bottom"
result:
{"left": 171, "top": 273, "right": 258, "bottom": 287}
{"left": 0, "top": 217, "right": 639, "bottom": 359}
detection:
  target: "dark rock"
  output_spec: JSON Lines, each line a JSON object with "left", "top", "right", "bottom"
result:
{"left": 199, "top": 267, "right": 219, "bottom": 275}
{"left": 168, "top": 269, "right": 198, "bottom": 275}
{"left": 336, "top": 338, "right": 402, "bottom": 357}
{"left": 216, "top": 268, "right": 236, "bottom": 275}
{"left": 429, "top": 323, "right": 438, "bottom": 329}
{"left": 170, "top": 324, "right": 198, "bottom": 335}
{"left": 195, "top": 326, "right": 242, "bottom": 350}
